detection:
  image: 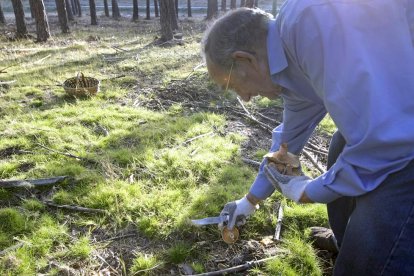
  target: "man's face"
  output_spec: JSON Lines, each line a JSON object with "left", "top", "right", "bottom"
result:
{"left": 206, "top": 56, "right": 282, "bottom": 102}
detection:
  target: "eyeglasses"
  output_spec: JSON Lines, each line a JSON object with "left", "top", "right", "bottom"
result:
{"left": 224, "top": 62, "right": 234, "bottom": 92}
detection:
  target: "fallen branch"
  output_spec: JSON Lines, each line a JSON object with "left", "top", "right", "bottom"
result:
{"left": 231, "top": 110, "right": 273, "bottom": 134}
{"left": 33, "top": 54, "right": 51, "bottom": 64}
{"left": 191, "top": 256, "right": 278, "bottom": 276}
{"left": 241, "top": 158, "right": 261, "bottom": 168}
{"left": 43, "top": 201, "right": 107, "bottom": 214}
{"left": 0, "top": 64, "right": 15, "bottom": 74}
{"left": 0, "top": 80, "right": 16, "bottom": 85}
{"left": 302, "top": 149, "right": 326, "bottom": 174}
{"left": 0, "top": 242, "right": 24, "bottom": 257}
{"left": 0, "top": 176, "right": 68, "bottom": 189}
{"left": 274, "top": 203, "right": 284, "bottom": 241}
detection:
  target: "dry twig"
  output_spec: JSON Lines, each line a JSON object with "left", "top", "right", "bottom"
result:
{"left": 44, "top": 201, "right": 107, "bottom": 214}
{"left": 302, "top": 149, "right": 326, "bottom": 174}
{"left": 0, "top": 242, "right": 24, "bottom": 257}
{"left": 191, "top": 256, "right": 278, "bottom": 276}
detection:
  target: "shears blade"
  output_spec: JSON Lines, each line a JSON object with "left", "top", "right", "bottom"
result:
{"left": 191, "top": 215, "right": 229, "bottom": 226}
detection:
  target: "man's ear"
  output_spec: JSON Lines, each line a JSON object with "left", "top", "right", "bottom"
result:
{"left": 231, "top": 51, "right": 260, "bottom": 72}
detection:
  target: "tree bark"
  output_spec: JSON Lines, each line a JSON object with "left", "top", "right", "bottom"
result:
{"left": 254, "top": 0, "right": 259, "bottom": 7}
{"left": 240, "top": 0, "right": 245, "bottom": 7}
{"left": 207, "top": 0, "right": 218, "bottom": 20}
{"left": 159, "top": 0, "right": 174, "bottom": 41}
{"left": 11, "top": 0, "right": 28, "bottom": 37}
{"left": 0, "top": 2, "right": 5, "bottom": 24}
{"left": 154, "top": 0, "right": 159, "bottom": 17}
{"left": 112, "top": 0, "right": 121, "bottom": 19}
{"left": 146, "top": 0, "right": 150, "bottom": 19}
{"left": 66, "top": 0, "right": 74, "bottom": 21}
{"left": 132, "top": 0, "right": 139, "bottom": 21}
{"left": 103, "top": 0, "right": 109, "bottom": 16}
{"left": 245, "top": 0, "right": 254, "bottom": 7}
{"left": 221, "top": 0, "right": 226, "bottom": 11}
{"left": 55, "top": 0, "right": 70, "bottom": 33}
{"left": 31, "top": 0, "right": 51, "bottom": 42}
{"left": 89, "top": 0, "right": 98, "bottom": 25}
{"left": 175, "top": 0, "right": 178, "bottom": 16}
{"left": 272, "top": 0, "right": 278, "bottom": 16}
{"left": 187, "top": 0, "right": 192, "bottom": 17}
{"left": 75, "top": 0, "right": 82, "bottom": 16}
{"left": 230, "top": 0, "right": 236, "bottom": 9}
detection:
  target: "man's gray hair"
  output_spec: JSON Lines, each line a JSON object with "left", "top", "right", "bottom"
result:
{"left": 202, "top": 8, "right": 273, "bottom": 70}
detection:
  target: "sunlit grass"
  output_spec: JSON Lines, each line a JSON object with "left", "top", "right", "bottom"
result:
{"left": 0, "top": 15, "right": 329, "bottom": 275}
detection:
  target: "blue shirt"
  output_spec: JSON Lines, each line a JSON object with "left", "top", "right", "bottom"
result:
{"left": 249, "top": 0, "right": 414, "bottom": 203}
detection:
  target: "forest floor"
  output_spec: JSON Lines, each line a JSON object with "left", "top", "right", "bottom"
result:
{"left": 0, "top": 13, "right": 335, "bottom": 275}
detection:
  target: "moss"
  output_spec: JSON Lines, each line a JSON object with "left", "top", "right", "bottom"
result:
{"left": 0, "top": 208, "right": 26, "bottom": 235}
{"left": 22, "top": 199, "right": 45, "bottom": 212}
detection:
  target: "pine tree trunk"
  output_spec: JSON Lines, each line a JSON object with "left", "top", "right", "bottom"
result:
{"left": 170, "top": 0, "right": 178, "bottom": 30}
{"left": 103, "top": 0, "right": 109, "bottom": 16}
{"left": 11, "top": 0, "right": 28, "bottom": 37}
{"left": 112, "top": 0, "right": 121, "bottom": 19}
{"left": 154, "top": 0, "right": 159, "bottom": 17}
{"left": 240, "top": 0, "right": 245, "bottom": 7}
{"left": 187, "top": 0, "right": 192, "bottom": 17}
{"left": 221, "top": 0, "right": 226, "bottom": 11}
{"left": 207, "top": 0, "right": 218, "bottom": 20}
{"left": 31, "top": 0, "right": 50, "bottom": 42}
{"left": 55, "top": 0, "right": 70, "bottom": 33}
{"left": 230, "top": 0, "right": 236, "bottom": 9}
{"left": 71, "top": 0, "right": 78, "bottom": 15}
{"left": 29, "top": 0, "right": 35, "bottom": 18}
{"left": 89, "top": 0, "right": 98, "bottom": 25}
{"left": 132, "top": 0, "right": 139, "bottom": 21}
{"left": 175, "top": 0, "right": 178, "bottom": 16}
{"left": 245, "top": 0, "right": 255, "bottom": 7}
{"left": 146, "top": 0, "right": 150, "bottom": 19}
{"left": 66, "top": 0, "right": 74, "bottom": 21}
{"left": 75, "top": 0, "right": 82, "bottom": 16}
{"left": 254, "top": 0, "right": 259, "bottom": 7}
{"left": 272, "top": 0, "right": 278, "bottom": 16}
{"left": 0, "top": 2, "right": 5, "bottom": 24}
{"left": 160, "top": 0, "right": 173, "bottom": 41}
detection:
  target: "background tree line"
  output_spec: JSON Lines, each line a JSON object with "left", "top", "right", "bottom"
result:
{"left": 0, "top": 0, "right": 279, "bottom": 42}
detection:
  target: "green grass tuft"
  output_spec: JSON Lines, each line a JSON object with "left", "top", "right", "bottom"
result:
{"left": 68, "top": 236, "right": 93, "bottom": 259}
{"left": 130, "top": 253, "right": 160, "bottom": 275}
{"left": 166, "top": 243, "right": 192, "bottom": 264}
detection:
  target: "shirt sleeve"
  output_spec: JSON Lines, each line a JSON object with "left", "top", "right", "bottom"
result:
{"left": 288, "top": 1, "right": 414, "bottom": 203}
{"left": 249, "top": 91, "right": 326, "bottom": 200}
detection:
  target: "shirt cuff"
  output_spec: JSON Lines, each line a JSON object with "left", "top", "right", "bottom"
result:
{"left": 305, "top": 177, "right": 342, "bottom": 203}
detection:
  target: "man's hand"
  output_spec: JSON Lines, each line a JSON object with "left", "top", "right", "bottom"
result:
{"left": 219, "top": 196, "right": 258, "bottom": 230}
{"left": 264, "top": 162, "right": 312, "bottom": 203}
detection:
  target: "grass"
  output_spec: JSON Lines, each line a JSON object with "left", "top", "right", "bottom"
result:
{"left": 0, "top": 14, "right": 333, "bottom": 275}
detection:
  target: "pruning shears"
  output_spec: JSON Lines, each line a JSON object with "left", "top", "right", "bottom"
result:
{"left": 191, "top": 215, "right": 240, "bottom": 244}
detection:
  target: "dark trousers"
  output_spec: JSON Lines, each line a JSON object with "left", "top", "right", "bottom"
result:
{"left": 327, "top": 131, "right": 414, "bottom": 275}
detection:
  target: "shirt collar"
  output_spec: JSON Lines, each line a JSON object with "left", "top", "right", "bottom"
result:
{"left": 267, "top": 19, "right": 288, "bottom": 75}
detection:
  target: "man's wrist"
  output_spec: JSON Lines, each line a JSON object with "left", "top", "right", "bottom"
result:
{"left": 246, "top": 192, "right": 262, "bottom": 206}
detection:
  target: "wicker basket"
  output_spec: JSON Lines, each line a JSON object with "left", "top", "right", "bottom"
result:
{"left": 63, "top": 73, "right": 100, "bottom": 97}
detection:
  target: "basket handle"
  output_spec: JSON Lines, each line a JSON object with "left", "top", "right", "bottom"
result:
{"left": 75, "top": 72, "right": 86, "bottom": 88}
